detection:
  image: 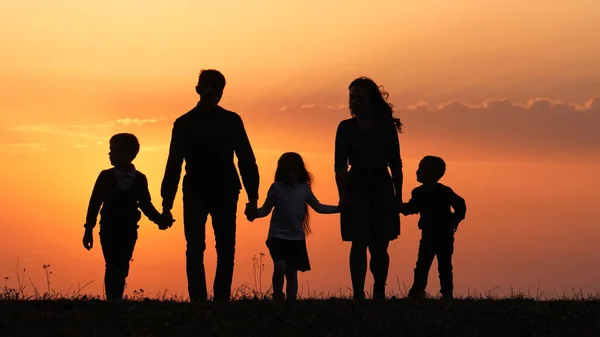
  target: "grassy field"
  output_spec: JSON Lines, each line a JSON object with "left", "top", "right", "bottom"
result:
{"left": 2, "top": 295, "right": 600, "bottom": 336}
{"left": 2, "top": 262, "right": 599, "bottom": 336}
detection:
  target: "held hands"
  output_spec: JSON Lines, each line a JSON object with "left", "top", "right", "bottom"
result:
{"left": 82, "top": 228, "right": 93, "bottom": 250}
{"left": 245, "top": 201, "right": 258, "bottom": 222}
{"left": 158, "top": 210, "right": 176, "bottom": 230}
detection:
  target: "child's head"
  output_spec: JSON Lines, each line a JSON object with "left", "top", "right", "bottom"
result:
{"left": 109, "top": 133, "right": 140, "bottom": 169}
{"left": 417, "top": 155, "right": 446, "bottom": 184}
{"left": 274, "top": 152, "right": 313, "bottom": 187}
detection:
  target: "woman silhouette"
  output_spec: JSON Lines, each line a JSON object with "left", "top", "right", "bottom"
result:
{"left": 334, "top": 77, "right": 403, "bottom": 300}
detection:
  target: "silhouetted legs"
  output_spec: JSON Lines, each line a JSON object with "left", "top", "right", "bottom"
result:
{"left": 100, "top": 228, "right": 137, "bottom": 301}
{"left": 271, "top": 259, "right": 299, "bottom": 301}
{"left": 285, "top": 268, "right": 298, "bottom": 301}
{"left": 272, "top": 260, "right": 286, "bottom": 300}
{"left": 183, "top": 194, "right": 238, "bottom": 302}
{"left": 409, "top": 231, "right": 454, "bottom": 299}
{"left": 350, "top": 240, "right": 390, "bottom": 300}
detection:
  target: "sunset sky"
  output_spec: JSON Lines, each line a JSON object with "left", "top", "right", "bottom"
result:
{"left": 1, "top": 0, "right": 599, "bottom": 299}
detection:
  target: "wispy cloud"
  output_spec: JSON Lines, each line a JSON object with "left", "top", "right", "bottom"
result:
{"left": 280, "top": 106, "right": 288, "bottom": 111}
{"left": 0, "top": 143, "right": 47, "bottom": 154}
{"left": 248, "top": 95, "right": 600, "bottom": 155}
{"left": 8, "top": 116, "right": 165, "bottom": 140}
{"left": 301, "top": 104, "right": 315, "bottom": 108}
{"left": 399, "top": 95, "right": 600, "bottom": 153}
{"left": 7, "top": 125, "right": 104, "bottom": 140}
{"left": 116, "top": 118, "right": 159, "bottom": 126}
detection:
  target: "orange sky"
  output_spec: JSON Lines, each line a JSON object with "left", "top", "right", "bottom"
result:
{"left": 1, "top": 1, "right": 599, "bottom": 299}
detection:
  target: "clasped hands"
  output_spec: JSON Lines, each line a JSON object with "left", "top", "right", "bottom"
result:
{"left": 244, "top": 201, "right": 258, "bottom": 222}
{"left": 158, "top": 210, "right": 176, "bottom": 230}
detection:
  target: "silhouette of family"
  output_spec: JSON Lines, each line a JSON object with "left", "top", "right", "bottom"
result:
{"left": 82, "top": 69, "right": 467, "bottom": 303}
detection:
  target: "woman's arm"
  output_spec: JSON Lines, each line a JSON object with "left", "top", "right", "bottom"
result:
{"left": 334, "top": 122, "right": 350, "bottom": 200}
{"left": 388, "top": 125, "right": 403, "bottom": 202}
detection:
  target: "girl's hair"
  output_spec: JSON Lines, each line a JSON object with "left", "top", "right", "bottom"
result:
{"left": 274, "top": 152, "right": 314, "bottom": 235}
{"left": 348, "top": 77, "right": 403, "bottom": 133}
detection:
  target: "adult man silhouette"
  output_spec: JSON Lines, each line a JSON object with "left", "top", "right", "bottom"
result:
{"left": 161, "top": 69, "right": 260, "bottom": 302}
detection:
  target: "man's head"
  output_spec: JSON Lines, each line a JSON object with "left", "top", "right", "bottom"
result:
{"left": 195, "top": 69, "right": 226, "bottom": 106}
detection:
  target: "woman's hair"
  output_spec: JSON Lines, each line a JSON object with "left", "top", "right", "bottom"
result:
{"left": 348, "top": 77, "right": 402, "bottom": 132}
{"left": 274, "top": 152, "right": 314, "bottom": 235}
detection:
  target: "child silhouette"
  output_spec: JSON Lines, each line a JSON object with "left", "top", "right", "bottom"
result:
{"left": 82, "top": 133, "right": 174, "bottom": 301}
{"left": 401, "top": 155, "right": 466, "bottom": 300}
{"left": 248, "top": 152, "right": 339, "bottom": 301}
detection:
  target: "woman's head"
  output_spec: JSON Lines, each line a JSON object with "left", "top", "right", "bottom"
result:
{"left": 348, "top": 77, "right": 402, "bottom": 132}
{"left": 274, "top": 152, "right": 314, "bottom": 235}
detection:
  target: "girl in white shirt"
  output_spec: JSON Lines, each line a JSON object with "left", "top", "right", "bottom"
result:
{"left": 252, "top": 152, "right": 339, "bottom": 301}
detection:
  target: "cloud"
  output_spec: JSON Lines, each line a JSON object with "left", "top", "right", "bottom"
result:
{"left": 247, "top": 96, "right": 600, "bottom": 156}
{"left": 0, "top": 143, "right": 47, "bottom": 153}
{"left": 8, "top": 116, "right": 166, "bottom": 140}
{"left": 301, "top": 104, "right": 315, "bottom": 108}
{"left": 399, "top": 95, "right": 600, "bottom": 153}
{"left": 7, "top": 125, "right": 104, "bottom": 140}
{"left": 115, "top": 118, "right": 159, "bottom": 126}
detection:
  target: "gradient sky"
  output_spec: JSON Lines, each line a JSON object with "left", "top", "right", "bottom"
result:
{"left": 1, "top": 0, "right": 599, "bottom": 299}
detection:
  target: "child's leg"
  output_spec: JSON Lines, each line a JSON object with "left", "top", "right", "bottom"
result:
{"left": 349, "top": 241, "right": 368, "bottom": 299}
{"left": 436, "top": 234, "right": 455, "bottom": 299}
{"left": 284, "top": 269, "right": 298, "bottom": 301}
{"left": 99, "top": 232, "right": 120, "bottom": 301}
{"left": 272, "top": 260, "right": 286, "bottom": 300}
{"left": 409, "top": 233, "right": 435, "bottom": 298}
{"left": 115, "top": 231, "right": 138, "bottom": 298}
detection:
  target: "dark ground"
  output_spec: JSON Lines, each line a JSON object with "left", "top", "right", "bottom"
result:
{"left": 1, "top": 298, "right": 599, "bottom": 337}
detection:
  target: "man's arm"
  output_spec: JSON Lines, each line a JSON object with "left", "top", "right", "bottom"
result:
{"left": 233, "top": 115, "right": 260, "bottom": 203}
{"left": 161, "top": 122, "right": 185, "bottom": 211}
{"left": 84, "top": 172, "right": 104, "bottom": 229}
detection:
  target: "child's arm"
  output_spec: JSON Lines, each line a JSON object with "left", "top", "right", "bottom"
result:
{"left": 84, "top": 172, "right": 105, "bottom": 230}
{"left": 255, "top": 184, "right": 277, "bottom": 218}
{"left": 138, "top": 174, "right": 163, "bottom": 225}
{"left": 401, "top": 189, "right": 420, "bottom": 215}
{"left": 83, "top": 172, "right": 104, "bottom": 250}
{"left": 448, "top": 188, "right": 466, "bottom": 226}
{"left": 306, "top": 187, "right": 339, "bottom": 214}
